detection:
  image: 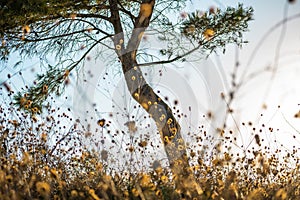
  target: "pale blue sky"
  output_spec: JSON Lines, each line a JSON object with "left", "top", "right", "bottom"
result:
{"left": 197, "top": 0, "right": 300, "bottom": 153}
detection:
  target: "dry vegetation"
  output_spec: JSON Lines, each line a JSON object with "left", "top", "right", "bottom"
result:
{"left": 1, "top": 0, "right": 300, "bottom": 199}
{"left": 0, "top": 98, "right": 299, "bottom": 200}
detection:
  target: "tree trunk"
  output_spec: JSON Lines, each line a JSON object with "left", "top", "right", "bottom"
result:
{"left": 121, "top": 52, "right": 190, "bottom": 175}
{"left": 121, "top": 55, "right": 200, "bottom": 195}
{"left": 108, "top": 0, "right": 191, "bottom": 178}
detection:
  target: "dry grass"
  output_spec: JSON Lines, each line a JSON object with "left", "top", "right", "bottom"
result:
{"left": 0, "top": 102, "right": 299, "bottom": 200}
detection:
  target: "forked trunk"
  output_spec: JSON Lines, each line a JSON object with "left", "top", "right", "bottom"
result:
{"left": 109, "top": 0, "right": 192, "bottom": 180}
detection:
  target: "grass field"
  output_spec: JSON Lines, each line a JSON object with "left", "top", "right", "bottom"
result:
{"left": 0, "top": 103, "right": 299, "bottom": 200}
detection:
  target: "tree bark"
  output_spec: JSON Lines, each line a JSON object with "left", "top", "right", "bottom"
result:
{"left": 109, "top": 0, "right": 191, "bottom": 177}
{"left": 121, "top": 53, "right": 190, "bottom": 174}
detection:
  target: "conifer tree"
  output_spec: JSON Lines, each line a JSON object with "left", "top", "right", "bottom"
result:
{"left": 0, "top": 0, "right": 253, "bottom": 181}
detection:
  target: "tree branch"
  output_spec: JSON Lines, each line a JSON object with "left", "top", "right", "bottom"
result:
{"left": 75, "top": 13, "right": 110, "bottom": 21}
{"left": 23, "top": 29, "right": 99, "bottom": 42}
{"left": 109, "top": 0, "right": 125, "bottom": 57}
{"left": 137, "top": 43, "right": 201, "bottom": 67}
{"left": 67, "top": 35, "right": 112, "bottom": 72}
{"left": 117, "top": 0, "right": 136, "bottom": 24}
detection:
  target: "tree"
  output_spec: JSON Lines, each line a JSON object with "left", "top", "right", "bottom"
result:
{"left": 0, "top": 0, "right": 252, "bottom": 183}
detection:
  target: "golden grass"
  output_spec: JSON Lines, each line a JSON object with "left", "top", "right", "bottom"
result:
{"left": 0, "top": 106, "right": 299, "bottom": 200}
